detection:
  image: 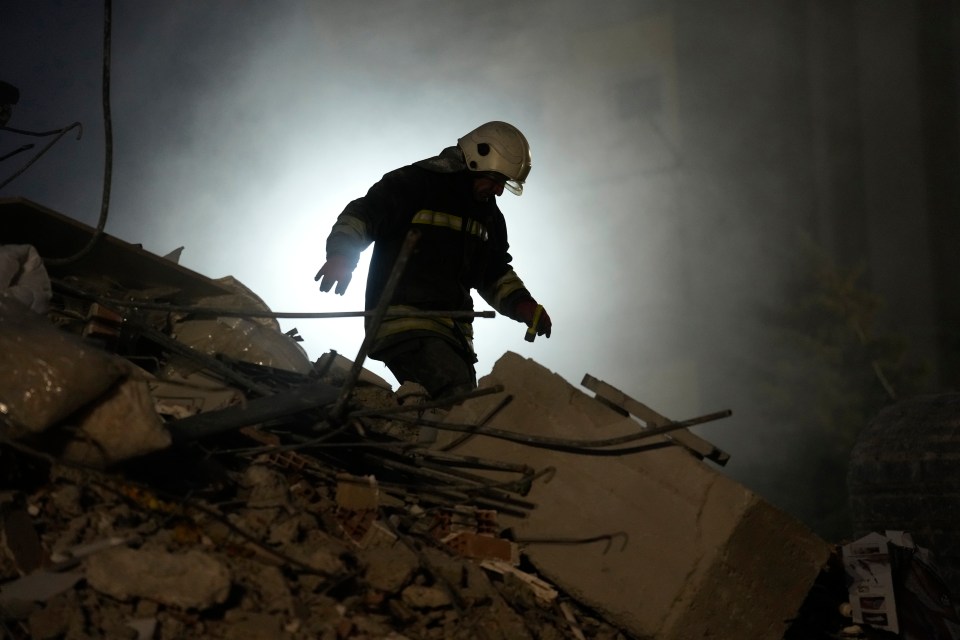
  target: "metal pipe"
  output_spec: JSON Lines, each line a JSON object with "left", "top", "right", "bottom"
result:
{"left": 358, "top": 452, "right": 537, "bottom": 510}
{"left": 380, "top": 409, "right": 733, "bottom": 452}
{"left": 134, "top": 322, "right": 274, "bottom": 397}
{"left": 51, "top": 278, "right": 494, "bottom": 320}
{"left": 330, "top": 229, "right": 420, "bottom": 419}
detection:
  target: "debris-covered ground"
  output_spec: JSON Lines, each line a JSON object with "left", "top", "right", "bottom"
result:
{"left": 0, "top": 291, "right": 631, "bottom": 639}
{"left": 0, "top": 200, "right": 639, "bottom": 639}
{"left": 1, "top": 446, "right": 635, "bottom": 640}
{"left": 0, "top": 199, "right": 926, "bottom": 639}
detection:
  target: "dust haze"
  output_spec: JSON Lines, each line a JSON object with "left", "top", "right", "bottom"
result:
{"left": 3, "top": 1, "right": 952, "bottom": 538}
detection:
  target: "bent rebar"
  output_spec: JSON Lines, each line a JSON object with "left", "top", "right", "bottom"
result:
{"left": 377, "top": 409, "right": 733, "bottom": 453}
{"left": 0, "top": 121, "right": 82, "bottom": 190}
{"left": 330, "top": 229, "right": 420, "bottom": 419}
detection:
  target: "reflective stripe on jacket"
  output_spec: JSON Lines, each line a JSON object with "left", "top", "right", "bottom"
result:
{"left": 325, "top": 165, "right": 531, "bottom": 356}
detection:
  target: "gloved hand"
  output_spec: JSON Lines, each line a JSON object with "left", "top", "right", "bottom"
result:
{"left": 314, "top": 255, "right": 354, "bottom": 295}
{"left": 514, "top": 299, "right": 552, "bottom": 338}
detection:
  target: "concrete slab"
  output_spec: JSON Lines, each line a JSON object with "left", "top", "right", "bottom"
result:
{"left": 440, "top": 352, "right": 831, "bottom": 639}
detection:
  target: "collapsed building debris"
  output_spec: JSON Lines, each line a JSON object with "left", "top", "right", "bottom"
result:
{"left": 0, "top": 197, "right": 883, "bottom": 639}
{"left": 439, "top": 354, "right": 832, "bottom": 639}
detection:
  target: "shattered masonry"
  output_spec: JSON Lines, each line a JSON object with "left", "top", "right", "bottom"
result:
{"left": 1, "top": 198, "right": 834, "bottom": 639}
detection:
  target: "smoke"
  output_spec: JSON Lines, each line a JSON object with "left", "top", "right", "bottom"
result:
{"left": 2, "top": 1, "right": 946, "bottom": 539}
{"left": 0, "top": 0, "right": 808, "bottom": 466}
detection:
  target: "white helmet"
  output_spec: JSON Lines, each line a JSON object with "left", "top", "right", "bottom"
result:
{"left": 457, "top": 121, "right": 532, "bottom": 195}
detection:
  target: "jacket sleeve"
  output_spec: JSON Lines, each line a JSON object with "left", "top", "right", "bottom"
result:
{"left": 479, "top": 270, "right": 536, "bottom": 320}
{"left": 477, "top": 212, "right": 536, "bottom": 319}
{"left": 324, "top": 169, "right": 415, "bottom": 267}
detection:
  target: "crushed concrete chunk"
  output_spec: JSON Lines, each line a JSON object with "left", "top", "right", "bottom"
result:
{"left": 246, "top": 563, "right": 294, "bottom": 614}
{"left": 442, "top": 351, "right": 832, "bottom": 640}
{"left": 220, "top": 610, "right": 283, "bottom": 640}
{"left": 126, "top": 617, "right": 158, "bottom": 640}
{"left": 315, "top": 350, "right": 393, "bottom": 389}
{"left": 0, "top": 568, "right": 84, "bottom": 617}
{"left": 420, "top": 546, "right": 499, "bottom": 605}
{"left": 267, "top": 513, "right": 304, "bottom": 547}
{"left": 400, "top": 584, "right": 452, "bottom": 609}
{"left": 241, "top": 465, "right": 291, "bottom": 510}
{"left": 286, "top": 543, "right": 346, "bottom": 577}
{"left": 156, "top": 274, "right": 313, "bottom": 377}
{"left": 85, "top": 547, "right": 231, "bottom": 610}
{"left": 27, "top": 592, "right": 76, "bottom": 639}
{"left": 480, "top": 560, "right": 558, "bottom": 604}
{"left": 360, "top": 542, "right": 420, "bottom": 593}
{"left": 149, "top": 370, "right": 244, "bottom": 419}
{"left": 0, "top": 244, "right": 51, "bottom": 314}
{"left": 63, "top": 375, "right": 172, "bottom": 466}
{"left": 0, "top": 295, "right": 125, "bottom": 435}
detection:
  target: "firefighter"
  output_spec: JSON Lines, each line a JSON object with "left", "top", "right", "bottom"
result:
{"left": 315, "top": 121, "right": 552, "bottom": 399}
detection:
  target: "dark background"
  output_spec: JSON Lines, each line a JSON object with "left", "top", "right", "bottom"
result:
{"left": 3, "top": 0, "right": 958, "bottom": 541}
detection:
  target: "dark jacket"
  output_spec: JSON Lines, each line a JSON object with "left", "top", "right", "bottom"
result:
{"left": 325, "top": 156, "right": 532, "bottom": 356}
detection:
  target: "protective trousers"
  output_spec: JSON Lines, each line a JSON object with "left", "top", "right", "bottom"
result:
{"left": 376, "top": 336, "right": 477, "bottom": 400}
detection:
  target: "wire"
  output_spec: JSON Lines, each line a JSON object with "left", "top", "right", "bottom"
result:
{"left": 0, "top": 143, "right": 35, "bottom": 163}
{"left": 0, "top": 122, "right": 82, "bottom": 188}
{"left": 377, "top": 408, "right": 732, "bottom": 454}
{"left": 50, "top": 278, "right": 497, "bottom": 320}
{"left": 44, "top": 0, "right": 113, "bottom": 266}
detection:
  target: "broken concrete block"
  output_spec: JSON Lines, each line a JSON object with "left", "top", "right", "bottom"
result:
{"left": 479, "top": 560, "right": 558, "bottom": 604}
{"left": 419, "top": 545, "right": 500, "bottom": 606}
{"left": 168, "top": 278, "right": 314, "bottom": 376}
{"left": 171, "top": 315, "right": 312, "bottom": 374}
{"left": 267, "top": 513, "right": 304, "bottom": 547}
{"left": 316, "top": 350, "right": 393, "bottom": 390}
{"left": 0, "top": 295, "right": 126, "bottom": 436}
{"left": 0, "top": 244, "right": 51, "bottom": 314}
{"left": 241, "top": 465, "right": 291, "bottom": 510}
{"left": 149, "top": 370, "right": 244, "bottom": 420}
{"left": 220, "top": 610, "right": 284, "bottom": 640}
{"left": 85, "top": 547, "right": 231, "bottom": 610}
{"left": 125, "top": 618, "right": 158, "bottom": 640}
{"left": 0, "top": 569, "right": 84, "bottom": 619}
{"left": 27, "top": 592, "right": 74, "bottom": 639}
{"left": 441, "top": 351, "right": 832, "bottom": 640}
{"left": 286, "top": 542, "right": 346, "bottom": 577}
{"left": 360, "top": 542, "right": 420, "bottom": 593}
{"left": 401, "top": 584, "right": 452, "bottom": 609}
{"left": 253, "top": 564, "right": 295, "bottom": 614}
{"left": 62, "top": 375, "right": 172, "bottom": 466}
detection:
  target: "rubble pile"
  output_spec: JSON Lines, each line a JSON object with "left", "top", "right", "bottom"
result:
{"left": 0, "top": 199, "right": 634, "bottom": 639}
{"left": 0, "top": 292, "right": 629, "bottom": 639}
{"left": 1, "top": 453, "right": 629, "bottom": 639}
{"left": 1, "top": 198, "right": 870, "bottom": 639}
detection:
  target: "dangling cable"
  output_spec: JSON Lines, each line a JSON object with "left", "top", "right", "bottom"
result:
{"left": 44, "top": 0, "right": 114, "bottom": 266}
{"left": 0, "top": 123, "right": 83, "bottom": 188}
{"left": 0, "top": 143, "right": 35, "bottom": 164}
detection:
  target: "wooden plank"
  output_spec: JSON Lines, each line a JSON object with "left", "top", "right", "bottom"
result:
{"left": 581, "top": 374, "right": 730, "bottom": 466}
